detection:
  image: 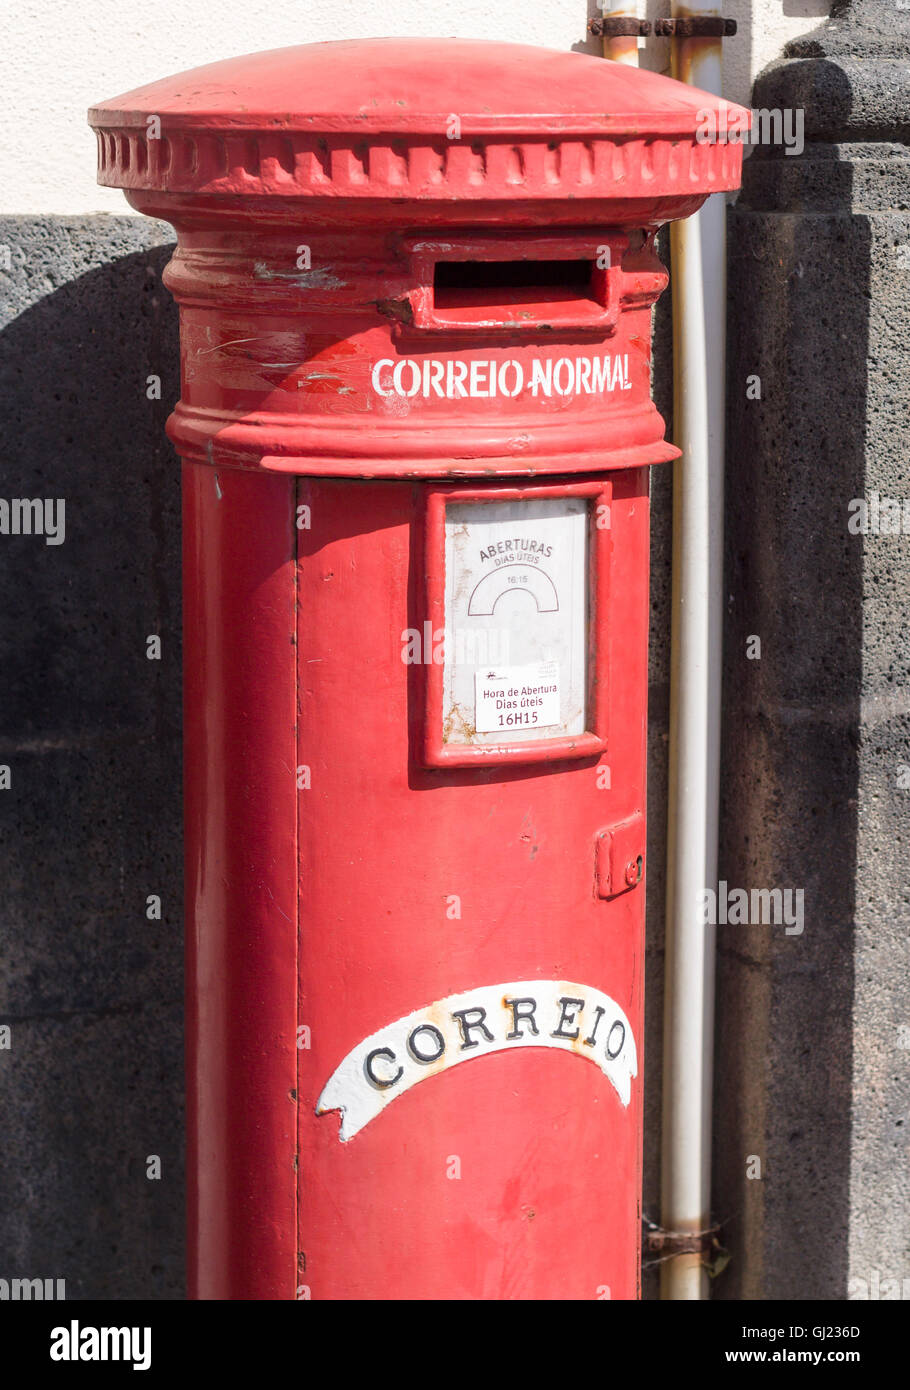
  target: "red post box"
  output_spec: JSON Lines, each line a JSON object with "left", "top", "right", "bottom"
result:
{"left": 90, "top": 38, "right": 745, "bottom": 1301}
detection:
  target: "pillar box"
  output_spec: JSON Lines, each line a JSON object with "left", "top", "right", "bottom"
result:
{"left": 89, "top": 38, "right": 746, "bottom": 1301}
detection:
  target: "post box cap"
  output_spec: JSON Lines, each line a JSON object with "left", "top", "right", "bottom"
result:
{"left": 89, "top": 38, "right": 748, "bottom": 204}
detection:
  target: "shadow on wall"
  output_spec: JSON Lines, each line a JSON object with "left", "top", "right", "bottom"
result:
{"left": 0, "top": 218, "right": 183, "bottom": 1300}
{"left": 716, "top": 54, "right": 863, "bottom": 1298}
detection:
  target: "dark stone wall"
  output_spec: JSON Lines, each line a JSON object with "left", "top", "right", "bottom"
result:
{"left": 0, "top": 215, "right": 183, "bottom": 1298}
{"left": 715, "top": 0, "right": 910, "bottom": 1299}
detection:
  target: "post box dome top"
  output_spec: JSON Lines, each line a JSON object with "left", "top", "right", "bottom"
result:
{"left": 90, "top": 38, "right": 746, "bottom": 207}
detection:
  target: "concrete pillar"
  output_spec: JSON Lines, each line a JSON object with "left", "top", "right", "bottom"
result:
{"left": 717, "top": 0, "right": 910, "bottom": 1298}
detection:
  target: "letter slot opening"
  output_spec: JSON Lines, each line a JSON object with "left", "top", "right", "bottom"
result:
{"left": 433, "top": 259, "right": 597, "bottom": 315}
{"left": 405, "top": 239, "right": 622, "bottom": 333}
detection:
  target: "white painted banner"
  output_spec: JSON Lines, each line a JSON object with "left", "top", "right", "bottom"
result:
{"left": 370, "top": 354, "right": 631, "bottom": 400}
{"left": 316, "top": 979, "right": 637, "bottom": 1141}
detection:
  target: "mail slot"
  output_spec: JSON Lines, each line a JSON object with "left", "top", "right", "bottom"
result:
{"left": 90, "top": 36, "right": 746, "bottom": 1300}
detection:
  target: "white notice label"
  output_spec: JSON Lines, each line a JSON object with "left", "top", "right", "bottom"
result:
{"left": 442, "top": 497, "right": 588, "bottom": 747}
{"left": 475, "top": 662, "right": 561, "bottom": 734}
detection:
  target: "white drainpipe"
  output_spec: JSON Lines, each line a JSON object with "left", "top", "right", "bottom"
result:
{"left": 660, "top": 2, "right": 727, "bottom": 1301}
{"left": 597, "top": 0, "right": 728, "bottom": 1301}
{"left": 597, "top": 3, "right": 642, "bottom": 65}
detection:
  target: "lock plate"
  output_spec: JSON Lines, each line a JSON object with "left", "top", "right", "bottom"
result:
{"left": 596, "top": 813, "right": 645, "bottom": 898}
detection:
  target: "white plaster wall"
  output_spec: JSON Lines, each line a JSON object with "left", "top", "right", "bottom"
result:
{"left": 2, "top": 0, "right": 827, "bottom": 214}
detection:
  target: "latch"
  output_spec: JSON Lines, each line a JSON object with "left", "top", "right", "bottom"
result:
{"left": 595, "top": 812, "right": 645, "bottom": 898}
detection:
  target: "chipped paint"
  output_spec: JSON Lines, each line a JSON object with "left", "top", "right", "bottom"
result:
{"left": 253, "top": 261, "right": 346, "bottom": 289}
{"left": 196, "top": 335, "right": 265, "bottom": 358}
